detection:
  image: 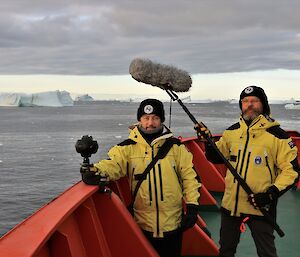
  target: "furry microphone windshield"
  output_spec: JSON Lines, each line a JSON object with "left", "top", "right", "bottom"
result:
{"left": 129, "top": 58, "right": 192, "bottom": 92}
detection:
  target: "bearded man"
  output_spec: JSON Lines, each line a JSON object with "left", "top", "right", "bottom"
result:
{"left": 203, "top": 86, "right": 299, "bottom": 257}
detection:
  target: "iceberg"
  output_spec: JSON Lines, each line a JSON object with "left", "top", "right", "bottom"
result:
{"left": 75, "top": 94, "right": 94, "bottom": 102}
{"left": 0, "top": 90, "right": 74, "bottom": 107}
{"left": 0, "top": 93, "right": 21, "bottom": 106}
{"left": 284, "top": 100, "right": 300, "bottom": 110}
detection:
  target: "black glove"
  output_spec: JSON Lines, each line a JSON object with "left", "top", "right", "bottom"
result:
{"left": 80, "top": 163, "right": 103, "bottom": 185}
{"left": 194, "top": 122, "right": 212, "bottom": 141}
{"left": 248, "top": 186, "right": 279, "bottom": 209}
{"left": 80, "top": 163, "right": 97, "bottom": 174}
{"left": 181, "top": 204, "right": 199, "bottom": 231}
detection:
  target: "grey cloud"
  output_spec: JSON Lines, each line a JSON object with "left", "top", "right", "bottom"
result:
{"left": 0, "top": 0, "right": 300, "bottom": 75}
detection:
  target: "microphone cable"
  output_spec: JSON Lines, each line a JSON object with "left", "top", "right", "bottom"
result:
{"left": 168, "top": 98, "right": 172, "bottom": 128}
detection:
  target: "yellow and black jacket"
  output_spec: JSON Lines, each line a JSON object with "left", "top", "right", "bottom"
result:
{"left": 206, "top": 114, "right": 299, "bottom": 217}
{"left": 88, "top": 125, "right": 201, "bottom": 237}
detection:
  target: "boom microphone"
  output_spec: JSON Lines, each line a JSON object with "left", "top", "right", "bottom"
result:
{"left": 129, "top": 58, "right": 192, "bottom": 92}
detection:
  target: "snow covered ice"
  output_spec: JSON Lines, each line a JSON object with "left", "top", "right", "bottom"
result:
{"left": 0, "top": 90, "right": 74, "bottom": 107}
{"left": 75, "top": 94, "right": 94, "bottom": 102}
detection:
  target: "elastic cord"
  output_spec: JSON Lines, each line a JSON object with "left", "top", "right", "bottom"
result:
{"left": 240, "top": 216, "right": 250, "bottom": 233}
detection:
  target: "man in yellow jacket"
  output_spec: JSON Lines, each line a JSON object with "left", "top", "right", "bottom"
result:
{"left": 203, "top": 86, "right": 299, "bottom": 257}
{"left": 81, "top": 98, "right": 201, "bottom": 257}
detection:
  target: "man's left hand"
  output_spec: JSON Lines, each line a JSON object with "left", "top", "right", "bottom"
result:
{"left": 248, "top": 186, "right": 279, "bottom": 209}
{"left": 181, "top": 204, "right": 199, "bottom": 231}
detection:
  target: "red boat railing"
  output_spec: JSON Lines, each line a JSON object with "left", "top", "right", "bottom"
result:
{"left": 0, "top": 180, "right": 220, "bottom": 257}
{"left": 0, "top": 182, "right": 159, "bottom": 257}
{"left": 290, "top": 136, "right": 300, "bottom": 190}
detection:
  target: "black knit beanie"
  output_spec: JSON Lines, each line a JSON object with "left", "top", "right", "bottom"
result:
{"left": 137, "top": 99, "right": 165, "bottom": 122}
{"left": 239, "top": 86, "right": 270, "bottom": 115}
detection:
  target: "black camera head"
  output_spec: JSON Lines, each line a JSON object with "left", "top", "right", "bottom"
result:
{"left": 75, "top": 135, "right": 98, "bottom": 159}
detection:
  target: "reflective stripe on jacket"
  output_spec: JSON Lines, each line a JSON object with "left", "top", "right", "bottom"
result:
{"left": 216, "top": 114, "right": 299, "bottom": 217}
{"left": 94, "top": 125, "right": 201, "bottom": 237}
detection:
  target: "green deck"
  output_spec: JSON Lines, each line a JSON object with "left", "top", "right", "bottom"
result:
{"left": 198, "top": 190, "right": 300, "bottom": 257}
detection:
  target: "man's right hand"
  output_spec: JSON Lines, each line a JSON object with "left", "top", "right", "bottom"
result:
{"left": 81, "top": 164, "right": 105, "bottom": 185}
{"left": 194, "top": 122, "right": 212, "bottom": 141}
{"left": 80, "top": 163, "right": 97, "bottom": 173}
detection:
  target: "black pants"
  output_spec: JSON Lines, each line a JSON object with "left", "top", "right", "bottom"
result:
{"left": 219, "top": 211, "right": 278, "bottom": 257}
{"left": 142, "top": 229, "right": 183, "bottom": 257}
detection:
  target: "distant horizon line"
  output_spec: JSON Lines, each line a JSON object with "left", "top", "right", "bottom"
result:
{"left": 0, "top": 90, "right": 298, "bottom": 103}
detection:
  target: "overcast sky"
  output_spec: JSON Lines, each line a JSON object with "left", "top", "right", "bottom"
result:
{"left": 0, "top": 0, "right": 299, "bottom": 100}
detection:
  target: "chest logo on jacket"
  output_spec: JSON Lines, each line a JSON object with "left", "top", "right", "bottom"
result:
{"left": 254, "top": 156, "right": 262, "bottom": 165}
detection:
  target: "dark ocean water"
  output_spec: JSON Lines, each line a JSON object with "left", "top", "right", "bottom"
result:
{"left": 0, "top": 101, "right": 299, "bottom": 236}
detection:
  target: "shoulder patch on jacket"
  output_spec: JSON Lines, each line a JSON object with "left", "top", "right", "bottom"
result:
{"left": 288, "top": 141, "right": 296, "bottom": 149}
{"left": 169, "top": 137, "right": 182, "bottom": 146}
{"left": 266, "top": 126, "right": 289, "bottom": 139}
{"left": 226, "top": 122, "right": 240, "bottom": 131}
{"left": 117, "top": 139, "right": 137, "bottom": 146}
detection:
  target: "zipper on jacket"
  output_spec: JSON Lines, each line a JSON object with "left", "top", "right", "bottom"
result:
{"left": 148, "top": 172, "right": 153, "bottom": 205}
{"left": 243, "top": 150, "right": 252, "bottom": 182}
{"left": 173, "top": 165, "right": 182, "bottom": 187}
{"left": 233, "top": 148, "right": 242, "bottom": 183}
{"left": 158, "top": 161, "right": 164, "bottom": 201}
{"left": 152, "top": 146, "right": 160, "bottom": 236}
{"left": 234, "top": 128, "right": 250, "bottom": 216}
{"left": 264, "top": 150, "right": 273, "bottom": 183}
{"left": 131, "top": 166, "right": 135, "bottom": 196}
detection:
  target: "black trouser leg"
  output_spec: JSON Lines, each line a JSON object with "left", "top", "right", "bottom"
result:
{"left": 248, "top": 218, "right": 278, "bottom": 257}
{"left": 143, "top": 229, "right": 183, "bottom": 257}
{"left": 219, "top": 212, "right": 242, "bottom": 257}
{"left": 219, "top": 212, "right": 278, "bottom": 257}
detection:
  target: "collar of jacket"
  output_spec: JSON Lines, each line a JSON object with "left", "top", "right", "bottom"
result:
{"left": 239, "top": 114, "right": 280, "bottom": 132}
{"left": 128, "top": 125, "right": 173, "bottom": 146}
